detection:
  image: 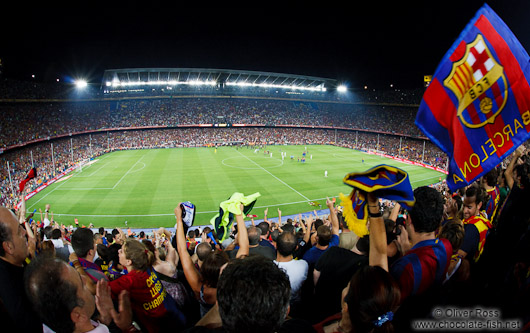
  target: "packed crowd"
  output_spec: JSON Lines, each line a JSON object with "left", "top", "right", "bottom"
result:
{"left": 0, "top": 127, "right": 447, "bottom": 209}
{"left": 1, "top": 144, "right": 529, "bottom": 332}
{"left": 0, "top": 97, "right": 424, "bottom": 148}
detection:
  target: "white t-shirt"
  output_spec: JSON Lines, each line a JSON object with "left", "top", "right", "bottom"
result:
{"left": 274, "top": 259, "right": 308, "bottom": 302}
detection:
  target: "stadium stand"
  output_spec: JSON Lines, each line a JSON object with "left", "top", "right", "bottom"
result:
{"left": 1, "top": 71, "right": 529, "bottom": 332}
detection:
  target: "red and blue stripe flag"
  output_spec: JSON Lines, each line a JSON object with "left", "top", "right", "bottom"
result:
{"left": 416, "top": 4, "right": 530, "bottom": 191}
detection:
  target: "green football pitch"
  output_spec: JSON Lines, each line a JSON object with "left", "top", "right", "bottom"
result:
{"left": 25, "top": 145, "right": 445, "bottom": 228}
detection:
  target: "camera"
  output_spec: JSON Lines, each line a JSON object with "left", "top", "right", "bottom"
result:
{"left": 394, "top": 216, "right": 406, "bottom": 235}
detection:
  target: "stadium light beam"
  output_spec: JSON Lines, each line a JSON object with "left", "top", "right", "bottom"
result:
{"left": 75, "top": 79, "right": 88, "bottom": 88}
{"left": 337, "top": 85, "right": 348, "bottom": 93}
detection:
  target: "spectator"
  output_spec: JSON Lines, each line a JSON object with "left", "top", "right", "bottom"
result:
{"left": 313, "top": 192, "right": 401, "bottom": 333}
{"left": 70, "top": 228, "right": 107, "bottom": 287}
{"left": 24, "top": 255, "right": 134, "bottom": 332}
{"left": 459, "top": 185, "right": 492, "bottom": 264}
{"left": 274, "top": 231, "right": 308, "bottom": 305}
{"left": 175, "top": 202, "right": 249, "bottom": 318}
{"left": 481, "top": 168, "right": 500, "bottom": 221}
{"left": 312, "top": 235, "right": 369, "bottom": 322}
{"left": 215, "top": 255, "right": 313, "bottom": 333}
{"left": 109, "top": 238, "right": 186, "bottom": 331}
{"left": 257, "top": 221, "right": 275, "bottom": 249}
{"left": 229, "top": 226, "right": 276, "bottom": 260}
{"left": 0, "top": 206, "right": 42, "bottom": 332}
{"left": 390, "top": 186, "right": 452, "bottom": 329}
{"left": 302, "top": 199, "right": 339, "bottom": 266}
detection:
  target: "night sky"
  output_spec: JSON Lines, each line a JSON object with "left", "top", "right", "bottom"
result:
{"left": 2, "top": 1, "right": 529, "bottom": 90}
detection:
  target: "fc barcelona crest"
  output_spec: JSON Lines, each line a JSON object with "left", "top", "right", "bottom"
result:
{"left": 444, "top": 34, "right": 508, "bottom": 128}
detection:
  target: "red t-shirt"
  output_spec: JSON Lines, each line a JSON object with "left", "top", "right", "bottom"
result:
{"left": 109, "top": 269, "right": 168, "bottom": 332}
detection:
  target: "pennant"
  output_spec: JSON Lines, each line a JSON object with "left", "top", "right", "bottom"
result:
{"left": 19, "top": 167, "right": 37, "bottom": 192}
{"left": 416, "top": 4, "right": 530, "bottom": 191}
{"left": 340, "top": 165, "right": 415, "bottom": 237}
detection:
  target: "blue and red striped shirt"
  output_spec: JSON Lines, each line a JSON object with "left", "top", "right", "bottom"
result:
{"left": 390, "top": 238, "right": 452, "bottom": 304}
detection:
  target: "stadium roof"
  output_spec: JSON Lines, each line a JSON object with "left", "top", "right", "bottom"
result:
{"left": 102, "top": 68, "right": 337, "bottom": 92}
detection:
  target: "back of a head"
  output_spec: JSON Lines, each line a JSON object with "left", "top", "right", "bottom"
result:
{"left": 217, "top": 255, "right": 291, "bottom": 333}
{"left": 51, "top": 228, "right": 62, "bottom": 240}
{"left": 316, "top": 225, "right": 332, "bottom": 246}
{"left": 196, "top": 242, "right": 213, "bottom": 262}
{"left": 257, "top": 222, "right": 270, "bottom": 237}
{"left": 409, "top": 186, "right": 444, "bottom": 233}
{"left": 201, "top": 250, "right": 229, "bottom": 288}
{"left": 281, "top": 223, "right": 295, "bottom": 234}
{"left": 314, "top": 219, "right": 324, "bottom": 231}
{"left": 24, "top": 256, "right": 80, "bottom": 333}
{"left": 270, "top": 229, "right": 280, "bottom": 242}
{"left": 247, "top": 226, "right": 261, "bottom": 246}
{"left": 276, "top": 232, "right": 297, "bottom": 257}
{"left": 346, "top": 265, "right": 401, "bottom": 333}
{"left": 107, "top": 243, "right": 122, "bottom": 264}
{"left": 96, "top": 244, "right": 109, "bottom": 262}
{"left": 123, "top": 239, "right": 155, "bottom": 271}
{"left": 484, "top": 168, "right": 498, "bottom": 187}
{"left": 440, "top": 220, "right": 465, "bottom": 253}
{"left": 71, "top": 228, "right": 94, "bottom": 258}
{"left": 43, "top": 226, "right": 54, "bottom": 240}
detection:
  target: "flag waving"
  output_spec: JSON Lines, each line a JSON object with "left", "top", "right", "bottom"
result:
{"left": 416, "top": 4, "right": 530, "bottom": 191}
{"left": 19, "top": 167, "right": 37, "bottom": 192}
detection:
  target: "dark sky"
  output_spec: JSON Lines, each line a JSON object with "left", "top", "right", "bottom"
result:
{"left": 2, "top": 1, "right": 529, "bottom": 90}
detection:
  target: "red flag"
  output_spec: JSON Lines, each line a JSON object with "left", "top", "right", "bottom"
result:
{"left": 19, "top": 167, "right": 37, "bottom": 192}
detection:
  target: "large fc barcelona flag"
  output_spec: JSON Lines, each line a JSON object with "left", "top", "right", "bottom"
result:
{"left": 416, "top": 4, "right": 530, "bottom": 191}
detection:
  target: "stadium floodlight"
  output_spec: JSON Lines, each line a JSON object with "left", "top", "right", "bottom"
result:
{"left": 75, "top": 79, "right": 88, "bottom": 88}
{"left": 108, "top": 80, "right": 216, "bottom": 88}
{"left": 225, "top": 81, "right": 325, "bottom": 92}
{"left": 337, "top": 85, "right": 348, "bottom": 93}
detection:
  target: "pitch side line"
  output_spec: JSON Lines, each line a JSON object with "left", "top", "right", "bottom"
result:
{"left": 44, "top": 196, "right": 338, "bottom": 218}
{"left": 234, "top": 149, "right": 310, "bottom": 201}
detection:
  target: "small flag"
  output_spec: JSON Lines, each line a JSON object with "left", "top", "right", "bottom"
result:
{"left": 19, "top": 167, "right": 37, "bottom": 192}
{"left": 340, "top": 165, "right": 415, "bottom": 237}
{"left": 416, "top": 4, "right": 530, "bottom": 191}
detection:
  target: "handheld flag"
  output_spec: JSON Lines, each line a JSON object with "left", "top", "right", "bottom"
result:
{"left": 211, "top": 192, "right": 261, "bottom": 241}
{"left": 340, "top": 165, "right": 415, "bottom": 237}
{"left": 416, "top": 4, "right": 530, "bottom": 191}
{"left": 19, "top": 167, "right": 37, "bottom": 192}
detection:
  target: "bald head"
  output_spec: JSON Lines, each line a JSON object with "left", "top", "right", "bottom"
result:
{"left": 247, "top": 227, "right": 261, "bottom": 246}
{"left": 196, "top": 242, "right": 213, "bottom": 262}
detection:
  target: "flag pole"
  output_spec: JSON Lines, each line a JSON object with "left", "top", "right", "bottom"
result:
{"left": 6, "top": 161, "right": 14, "bottom": 197}
{"left": 422, "top": 141, "right": 426, "bottom": 164}
{"left": 51, "top": 143, "right": 56, "bottom": 177}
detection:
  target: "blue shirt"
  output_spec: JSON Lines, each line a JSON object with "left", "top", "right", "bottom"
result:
{"left": 302, "top": 234, "right": 339, "bottom": 265}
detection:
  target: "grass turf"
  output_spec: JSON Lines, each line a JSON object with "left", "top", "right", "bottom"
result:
{"left": 26, "top": 145, "right": 445, "bottom": 228}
